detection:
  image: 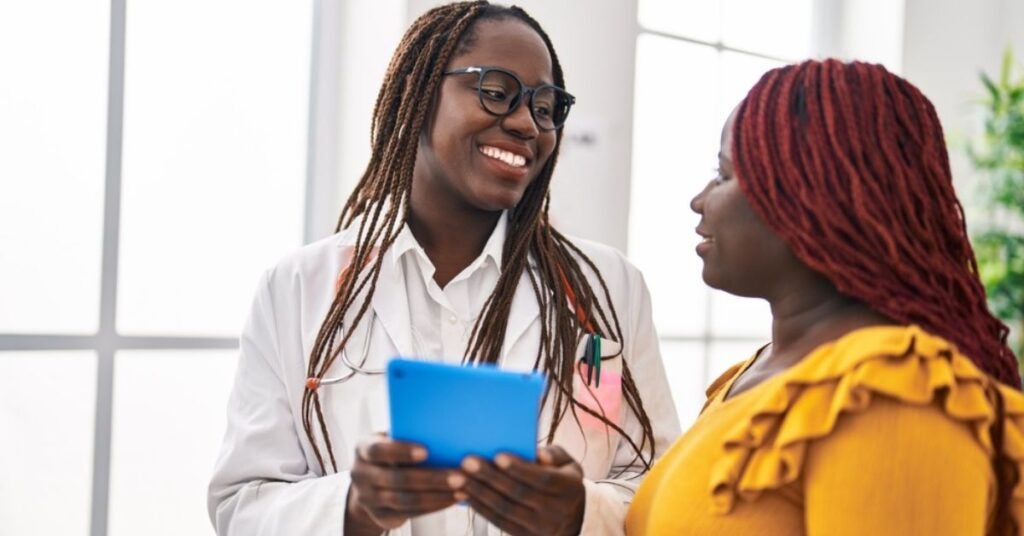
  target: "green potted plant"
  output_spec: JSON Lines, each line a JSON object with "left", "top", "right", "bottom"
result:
{"left": 968, "top": 48, "right": 1024, "bottom": 366}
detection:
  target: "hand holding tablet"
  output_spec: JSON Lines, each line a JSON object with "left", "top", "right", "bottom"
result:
{"left": 385, "top": 359, "right": 586, "bottom": 535}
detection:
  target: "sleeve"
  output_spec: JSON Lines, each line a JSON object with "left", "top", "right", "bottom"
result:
{"left": 576, "top": 268, "right": 682, "bottom": 535}
{"left": 207, "top": 271, "right": 366, "bottom": 535}
{"left": 803, "top": 397, "right": 992, "bottom": 536}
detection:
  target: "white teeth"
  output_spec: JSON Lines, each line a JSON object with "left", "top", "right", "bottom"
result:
{"left": 480, "top": 145, "right": 526, "bottom": 168}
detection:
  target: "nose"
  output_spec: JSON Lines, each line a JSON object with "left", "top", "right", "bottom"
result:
{"left": 499, "top": 93, "right": 540, "bottom": 139}
{"left": 691, "top": 180, "right": 712, "bottom": 214}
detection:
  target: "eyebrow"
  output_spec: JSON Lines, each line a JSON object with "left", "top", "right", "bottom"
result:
{"left": 477, "top": 64, "right": 555, "bottom": 87}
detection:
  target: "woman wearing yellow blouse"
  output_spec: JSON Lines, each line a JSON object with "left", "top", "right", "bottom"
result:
{"left": 626, "top": 59, "right": 1024, "bottom": 535}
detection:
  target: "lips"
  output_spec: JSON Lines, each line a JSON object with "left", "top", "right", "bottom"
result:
{"left": 695, "top": 227, "right": 714, "bottom": 256}
{"left": 475, "top": 141, "right": 535, "bottom": 182}
{"left": 478, "top": 139, "right": 533, "bottom": 165}
{"left": 479, "top": 145, "right": 527, "bottom": 167}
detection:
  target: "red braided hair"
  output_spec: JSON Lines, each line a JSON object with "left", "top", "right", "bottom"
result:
{"left": 731, "top": 59, "right": 1019, "bottom": 386}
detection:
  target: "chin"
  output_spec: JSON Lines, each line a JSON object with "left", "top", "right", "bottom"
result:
{"left": 476, "top": 188, "right": 527, "bottom": 212}
{"left": 703, "top": 270, "right": 765, "bottom": 299}
{"left": 701, "top": 266, "right": 739, "bottom": 295}
{"left": 701, "top": 269, "right": 724, "bottom": 291}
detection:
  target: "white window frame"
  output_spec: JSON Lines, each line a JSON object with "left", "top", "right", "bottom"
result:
{"left": 0, "top": 1, "right": 344, "bottom": 534}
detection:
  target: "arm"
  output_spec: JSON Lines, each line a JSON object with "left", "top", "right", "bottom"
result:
{"left": 803, "top": 397, "right": 991, "bottom": 536}
{"left": 208, "top": 272, "right": 459, "bottom": 535}
{"left": 207, "top": 272, "right": 357, "bottom": 535}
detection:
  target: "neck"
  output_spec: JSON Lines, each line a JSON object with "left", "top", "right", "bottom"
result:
{"left": 408, "top": 206, "right": 501, "bottom": 258}
{"left": 765, "top": 279, "right": 892, "bottom": 367}
{"left": 406, "top": 196, "right": 503, "bottom": 287}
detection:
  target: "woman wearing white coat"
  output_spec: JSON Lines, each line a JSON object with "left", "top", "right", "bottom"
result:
{"left": 208, "top": 3, "right": 679, "bottom": 535}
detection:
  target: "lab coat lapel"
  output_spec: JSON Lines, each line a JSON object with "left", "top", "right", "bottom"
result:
{"left": 369, "top": 248, "right": 416, "bottom": 359}
{"left": 499, "top": 266, "right": 541, "bottom": 364}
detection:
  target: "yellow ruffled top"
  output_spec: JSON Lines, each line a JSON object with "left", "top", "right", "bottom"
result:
{"left": 626, "top": 325, "right": 1024, "bottom": 536}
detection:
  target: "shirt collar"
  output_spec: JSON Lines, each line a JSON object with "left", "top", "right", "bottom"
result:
{"left": 478, "top": 211, "right": 507, "bottom": 268}
{"left": 390, "top": 211, "right": 508, "bottom": 270}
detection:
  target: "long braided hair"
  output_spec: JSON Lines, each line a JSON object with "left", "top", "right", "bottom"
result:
{"left": 301, "top": 1, "right": 655, "bottom": 478}
{"left": 732, "top": 58, "right": 1020, "bottom": 535}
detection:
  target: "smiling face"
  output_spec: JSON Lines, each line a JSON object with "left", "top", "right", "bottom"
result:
{"left": 690, "top": 109, "right": 801, "bottom": 298}
{"left": 412, "top": 18, "right": 558, "bottom": 215}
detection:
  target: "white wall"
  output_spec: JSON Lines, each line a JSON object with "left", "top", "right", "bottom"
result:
{"left": 813, "top": 0, "right": 905, "bottom": 71}
{"left": 307, "top": 0, "right": 408, "bottom": 241}
{"left": 902, "top": 0, "right": 1024, "bottom": 205}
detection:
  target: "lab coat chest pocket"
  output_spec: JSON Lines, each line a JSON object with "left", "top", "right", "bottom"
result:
{"left": 543, "top": 336, "right": 625, "bottom": 479}
{"left": 572, "top": 336, "right": 624, "bottom": 431}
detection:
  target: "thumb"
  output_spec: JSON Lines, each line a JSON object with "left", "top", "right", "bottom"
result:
{"left": 537, "top": 445, "right": 577, "bottom": 468}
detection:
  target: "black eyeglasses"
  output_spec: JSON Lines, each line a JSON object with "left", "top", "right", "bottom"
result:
{"left": 443, "top": 66, "right": 575, "bottom": 131}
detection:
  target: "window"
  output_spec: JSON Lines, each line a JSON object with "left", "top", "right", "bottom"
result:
{"left": 629, "top": 0, "right": 815, "bottom": 425}
{"left": 0, "top": 1, "right": 312, "bottom": 534}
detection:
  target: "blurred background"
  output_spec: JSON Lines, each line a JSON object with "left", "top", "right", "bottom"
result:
{"left": 2, "top": 0, "right": 1022, "bottom": 534}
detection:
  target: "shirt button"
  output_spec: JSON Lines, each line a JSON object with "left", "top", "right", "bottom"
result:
{"left": 448, "top": 315, "right": 458, "bottom": 324}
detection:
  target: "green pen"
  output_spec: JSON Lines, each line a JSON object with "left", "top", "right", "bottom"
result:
{"left": 593, "top": 334, "right": 602, "bottom": 388}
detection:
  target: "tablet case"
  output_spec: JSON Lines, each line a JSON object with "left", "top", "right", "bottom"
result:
{"left": 387, "top": 359, "right": 546, "bottom": 468}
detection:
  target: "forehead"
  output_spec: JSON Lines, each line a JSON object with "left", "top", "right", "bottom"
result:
{"left": 720, "top": 108, "right": 739, "bottom": 159}
{"left": 450, "top": 19, "right": 554, "bottom": 85}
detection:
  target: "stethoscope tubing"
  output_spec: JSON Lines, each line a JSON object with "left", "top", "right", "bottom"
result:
{"left": 305, "top": 313, "right": 382, "bottom": 390}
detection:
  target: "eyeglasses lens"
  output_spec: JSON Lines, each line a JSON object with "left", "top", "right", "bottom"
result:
{"left": 478, "top": 69, "right": 570, "bottom": 130}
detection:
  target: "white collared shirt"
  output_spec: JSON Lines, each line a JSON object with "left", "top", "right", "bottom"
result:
{"left": 390, "top": 214, "right": 506, "bottom": 364}
{"left": 388, "top": 215, "right": 508, "bottom": 535}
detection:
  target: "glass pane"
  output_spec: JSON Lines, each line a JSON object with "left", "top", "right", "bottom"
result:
{"left": 837, "top": 0, "right": 905, "bottom": 72}
{"left": 118, "top": 1, "right": 311, "bottom": 337}
{"left": 710, "top": 290, "right": 772, "bottom": 338}
{"left": 629, "top": 35, "right": 719, "bottom": 337}
{"left": 637, "top": 0, "right": 720, "bottom": 43}
{"left": 0, "top": 352, "right": 96, "bottom": 535}
{"left": 108, "top": 350, "right": 237, "bottom": 536}
{"left": 0, "top": 3, "right": 107, "bottom": 334}
{"left": 660, "top": 341, "right": 705, "bottom": 427}
{"left": 721, "top": 0, "right": 812, "bottom": 60}
{"left": 707, "top": 339, "right": 764, "bottom": 385}
{"left": 720, "top": 51, "right": 784, "bottom": 117}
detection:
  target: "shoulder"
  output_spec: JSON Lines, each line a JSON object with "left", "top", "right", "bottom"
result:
{"left": 559, "top": 233, "right": 645, "bottom": 288}
{"left": 807, "top": 394, "right": 991, "bottom": 475}
{"left": 708, "top": 324, "right": 1024, "bottom": 514}
{"left": 798, "top": 396, "right": 1000, "bottom": 535}
{"left": 261, "top": 230, "right": 353, "bottom": 287}
{"left": 555, "top": 234, "right": 653, "bottom": 327}
{"left": 249, "top": 230, "right": 358, "bottom": 315}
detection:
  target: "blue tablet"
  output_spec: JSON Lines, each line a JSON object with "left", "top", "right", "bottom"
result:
{"left": 387, "top": 359, "right": 546, "bottom": 468}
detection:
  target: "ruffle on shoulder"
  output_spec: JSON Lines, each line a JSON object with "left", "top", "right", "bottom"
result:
{"left": 709, "top": 324, "right": 1024, "bottom": 514}
{"left": 704, "top": 361, "right": 747, "bottom": 413}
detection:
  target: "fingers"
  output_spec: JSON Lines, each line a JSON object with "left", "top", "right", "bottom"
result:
{"left": 349, "top": 437, "right": 461, "bottom": 527}
{"left": 351, "top": 463, "right": 457, "bottom": 492}
{"left": 456, "top": 454, "right": 586, "bottom": 536}
{"left": 355, "top": 486, "right": 458, "bottom": 517}
{"left": 536, "top": 445, "right": 578, "bottom": 468}
{"left": 356, "top": 437, "right": 427, "bottom": 466}
{"left": 455, "top": 461, "right": 535, "bottom": 536}
{"left": 488, "top": 449, "right": 583, "bottom": 494}
{"left": 349, "top": 465, "right": 460, "bottom": 526}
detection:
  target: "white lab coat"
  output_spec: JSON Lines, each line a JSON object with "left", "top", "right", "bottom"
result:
{"left": 208, "top": 222, "right": 681, "bottom": 535}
